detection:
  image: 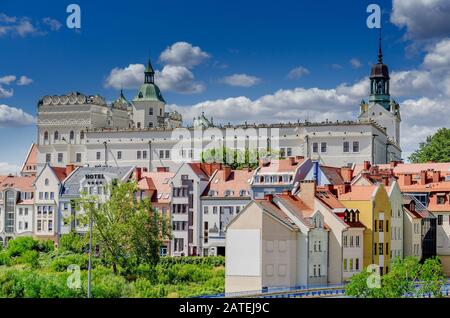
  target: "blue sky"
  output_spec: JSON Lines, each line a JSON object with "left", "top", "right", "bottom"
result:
{"left": 1, "top": 0, "right": 450, "bottom": 172}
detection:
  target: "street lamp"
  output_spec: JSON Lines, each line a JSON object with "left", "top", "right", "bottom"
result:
{"left": 87, "top": 199, "right": 94, "bottom": 298}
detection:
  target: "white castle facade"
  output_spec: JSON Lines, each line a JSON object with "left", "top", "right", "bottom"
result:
{"left": 36, "top": 50, "right": 402, "bottom": 173}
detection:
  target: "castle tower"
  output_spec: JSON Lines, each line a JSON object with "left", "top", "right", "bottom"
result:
{"left": 132, "top": 58, "right": 166, "bottom": 129}
{"left": 359, "top": 33, "right": 401, "bottom": 146}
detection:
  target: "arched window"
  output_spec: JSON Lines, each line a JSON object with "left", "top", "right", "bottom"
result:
{"left": 44, "top": 131, "right": 49, "bottom": 141}
{"left": 54, "top": 131, "right": 59, "bottom": 141}
{"left": 80, "top": 131, "right": 85, "bottom": 140}
{"left": 69, "top": 131, "right": 74, "bottom": 140}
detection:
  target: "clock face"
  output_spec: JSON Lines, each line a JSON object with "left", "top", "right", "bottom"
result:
{"left": 43, "top": 96, "right": 52, "bottom": 105}
{"left": 69, "top": 95, "right": 77, "bottom": 104}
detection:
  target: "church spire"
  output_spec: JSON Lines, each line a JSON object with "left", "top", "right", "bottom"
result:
{"left": 144, "top": 57, "right": 155, "bottom": 84}
{"left": 378, "top": 28, "right": 383, "bottom": 63}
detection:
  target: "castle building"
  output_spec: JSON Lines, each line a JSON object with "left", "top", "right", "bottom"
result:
{"left": 36, "top": 46, "right": 402, "bottom": 174}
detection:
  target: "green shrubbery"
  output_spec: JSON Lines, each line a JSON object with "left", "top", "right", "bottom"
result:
{"left": 0, "top": 237, "right": 224, "bottom": 298}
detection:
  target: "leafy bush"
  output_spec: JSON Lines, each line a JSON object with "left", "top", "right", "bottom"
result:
{"left": 58, "top": 232, "right": 89, "bottom": 254}
{"left": 158, "top": 256, "right": 225, "bottom": 268}
{"left": 16, "top": 250, "right": 40, "bottom": 268}
{"left": 50, "top": 253, "right": 101, "bottom": 272}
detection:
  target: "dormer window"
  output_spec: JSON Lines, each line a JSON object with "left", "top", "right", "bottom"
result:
{"left": 224, "top": 190, "right": 234, "bottom": 197}
{"left": 239, "top": 190, "right": 248, "bottom": 197}
{"left": 208, "top": 190, "right": 216, "bottom": 197}
{"left": 139, "top": 92, "right": 143, "bottom": 98}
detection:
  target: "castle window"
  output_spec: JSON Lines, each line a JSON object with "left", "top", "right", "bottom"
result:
{"left": 69, "top": 131, "right": 74, "bottom": 140}
{"left": 138, "top": 92, "right": 143, "bottom": 98}
{"left": 160, "top": 109, "right": 162, "bottom": 116}
{"left": 54, "top": 131, "right": 59, "bottom": 141}
{"left": 44, "top": 131, "right": 49, "bottom": 141}
{"left": 343, "top": 141, "right": 349, "bottom": 153}
{"left": 312, "top": 142, "right": 318, "bottom": 153}
{"left": 149, "top": 107, "right": 153, "bottom": 115}
{"left": 80, "top": 131, "right": 85, "bottom": 140}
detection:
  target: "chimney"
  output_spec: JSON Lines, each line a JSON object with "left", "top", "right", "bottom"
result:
{"left": 65, "top": 164, "right": 75, "bottom": 176}
{"left": 432, "top": 170, "right": 441, "bottom": 183}
{"left": 419, "top": 170, "right": 427, "bottom": 185}
{"left": 390, "top": 161, "right": 398, "bottom": 168}
{"left": 289, "top": 157, "right": 296, "bottom": 166}
{"left": 298, "top": 180, "right": 316, "bottom": 209}
{"left": 399, "top": 173, "right": 412, "bottom": 186}
{"left": 341, "top": 167, "right": 353, "bottom": 183}
{"left": 157, "top": 166, "right": 169, "bottom": 172}
{"left": 264, "top": 193, "right": 274, "bottom": 202}
{"left": 134, "top": 167, "right": 142, "bottom": 181}
{"left": 336, "top": 184, "right": 351, "bottom": 196}
{"left": 223, "top": 166, "right": 232, "bottom": 181}
{"left": 363, "top": 160, "right": 370, "bottom": 170}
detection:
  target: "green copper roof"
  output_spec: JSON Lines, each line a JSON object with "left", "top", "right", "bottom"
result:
{"left": 133, "top": 83, "right": 165, "bottom": 103}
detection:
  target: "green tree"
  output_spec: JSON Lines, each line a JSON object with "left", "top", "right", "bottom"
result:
{"left": 346, "top": 256, "right": 446, "bottom": 298}
{"left": 409, "top": 128, "right": 450, "bottom": 163}
{"left": 76, "top": 181, "right": 171, "bottom": 274}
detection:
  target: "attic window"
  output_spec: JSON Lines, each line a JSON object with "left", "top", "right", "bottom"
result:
{"left": 224, "top": 190, "right": 234, "bottom": 197}
{"left": 208, "top": 190, "right": 217, "bottom": 197}
{"left": 240, "top": 190, "right": 248, "bottom": 197}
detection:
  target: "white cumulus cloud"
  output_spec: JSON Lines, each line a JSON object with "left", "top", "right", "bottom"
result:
{"left": 391, "top": 0, "right": 450, "bottom": 40}
{"left": 155, "top": 65, "right": 204, "bottom": 93}
{"left": 287, "top": 66, "right": 310, "bottom": 79}
{"left": 159, "top": 42, "right": 210, "bottom": 68}
{"left": 350, "top": 58, "right": 362, "bottom": 69}
{"left": 16, "top": 75, "right": 33, "bottom": 86}
{"left": 0, "top": 162, "right": 20, "bottom": 175}
{"left": 220, "top": 74, "right": 261, "bottom": 87}
{"left": 0, "top": 104, "right": 35, "bottom": 127}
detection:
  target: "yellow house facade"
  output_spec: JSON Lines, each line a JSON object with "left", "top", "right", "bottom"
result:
{"left": 339, "top": 184, "right": 391, "bottom": 275}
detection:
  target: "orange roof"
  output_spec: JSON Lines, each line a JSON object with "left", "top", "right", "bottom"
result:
{"left": 427, "top": 204, "right": 450, "bottom": 212}
{"left": 276, "top": 193, "right": 314, "bottom": 219}
{"left": 138, "top": 177, "right": 156, "bottom": 191}
{"left": 400, "top": 182, "right": 450, "bottom": 193}
{"left": 51, "top": 167, "right": 70, "bottom": 182}
{"left": 202, "top": 169, "right": 253, "bottom": 198}
{"left": 339, "top": 185, "right": 378, "bottom": 201}
{"left": 316, "top": 190, "right": 345, "bottom": 209}
{"left": 0, "top": 175, "right": 35, "bottom": 191}
{"left": 20, "top": 143, "right": 37, "bottom": 174}
{"left": 255, "top": 199, "right": 298, "bottom": 230}
{"left": 387, "top": 162, "right": 450, "bottom": 174}
{"left": 140, "top": 171, "right": 174, "bottom": 203}
{"left": 258, "top": 157, "right": 305, "bottom": 173}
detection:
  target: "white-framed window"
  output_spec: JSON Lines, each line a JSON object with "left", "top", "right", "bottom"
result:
{"left": 320, "top": 142, "right": 327, "bottom": 153}
{"left": 343, "top": 141, "right": 349, "bottom": 153}
{"left": 76, "top": 153, "right": 82, "bottom": 163}
{"left": 353, "top": 141, "right": 360, "bottom": 152}
{"left": 46, "top": 153, "right": 51, "bottom": 163}
{"left": 137, "top": 151, "right": 141, "bottom": 159}
{"left": 58, "top": 153, "right": 63, "bottom": 163}
{"left": 312, "top": 142, "right": 318, "bottom": 153}
{"left": 117, "top": 151, "right": 122, "bottom": 160}
{"left": 96, "top": 152, "right": 101, "bottom": 160}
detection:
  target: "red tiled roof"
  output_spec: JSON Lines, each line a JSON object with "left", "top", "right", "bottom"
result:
{"left": 138, "top": 177, "right": 156, "bottom": 191}
{"left": 51, "top": 167, "right": 70, "bottom": 182}
{"left": 316, "top": 190, "right": 345, "bottom": 209}
{"left": 202, "top": 168, "right": 253, "bottom": 198}
{"left": 258, "top": 157, "right": 305, "bottom": 173}
{"left": 276, "top": 193, "right": 314, "bottom": 221}
{"left": 20, "top": 143, "right": 37, "bottom": 174}
{"left": 0, "top": 175, "right": 35, "bottom": 191}
{"left": 321, "top": 166, "right": 344, "bottom": 185}
{"left": 339, "top": 185, "right": 378, "bottom": 201}
{"left": 140, "top": 171, "right": 174, "bottom": 203}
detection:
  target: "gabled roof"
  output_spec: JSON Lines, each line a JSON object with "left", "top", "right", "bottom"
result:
{"left": 275, "top": 193, "right": 314, "bottom": 228}
{"left": 51, "top": 167, "right": 70, "bottom": 182}
{"left": 339, "top": 185, "right": 378, "bottom": 201}
{"left": 403, "top": 194, "right": 435, "bottom": 219}
{"left": 320, "top": 166, "right": 344, "bottom": 185}
{"left": 254, "top": 200, "right": 298, "bottom": 230}
{"left": 201, "top": 168, "right": 253, "bottom": 198}
{"left": 139, "top": 171, "right": 174, "bottom": 204}
{"left": 20, "top": 143, "right": 38, "bottom": 174}
{"left": 188, "top": 163, "right": 215, "bottom": 180}
{"left": 257, "top": 157, "right": 305, "bottom": 174}
{"left": 0, "top": 175, "right": 35, "bottom": 191}
{"left": 138, "top": 177, "right": 156, "bottom": 191}
{"left": 316, "top": 190, "right": 345, "bottom": 209}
